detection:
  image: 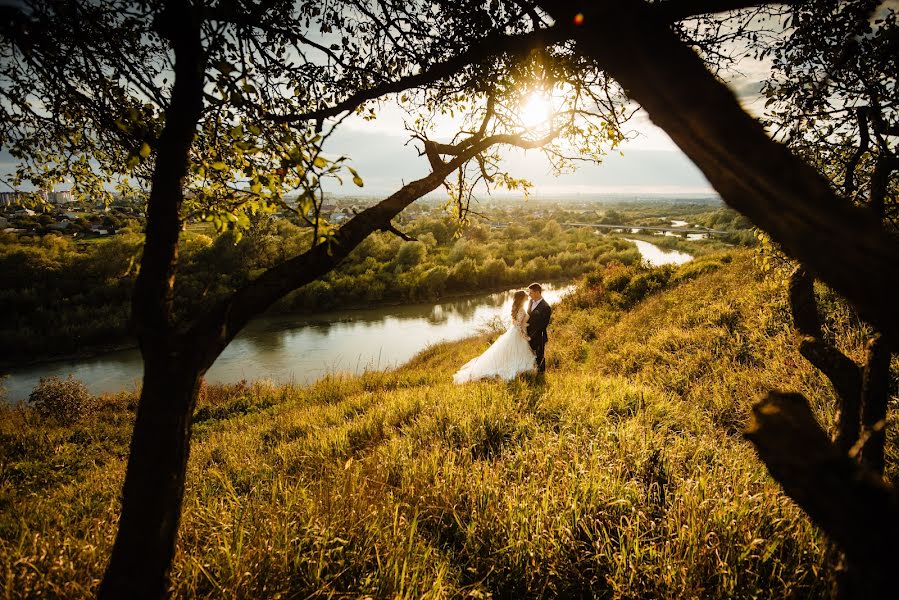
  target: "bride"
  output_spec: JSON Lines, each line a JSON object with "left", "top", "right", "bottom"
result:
{"left": 453, "top": 290, "right": 537, "bottom": 383}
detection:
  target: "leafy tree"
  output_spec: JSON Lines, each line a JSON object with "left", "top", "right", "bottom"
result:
{"left": 762, "top": 0, "right": 897, "bottom": 228}
{"left": 3, "top": 0, "right": 898, "bottom": 597}
{"left": 751, "top": 2, "right": 898, "bottom": 593}
{"left": 393, "top": 240, "right": 427, "bottom": 271}
{"left": 527, "top": 1, "right": 897, "bottom": 596}
{"left": 0, "top": 1, "right": 628, "bottom": 596}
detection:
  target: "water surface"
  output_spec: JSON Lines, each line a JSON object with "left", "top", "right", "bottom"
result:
{"left": 625, "top": 238, "right": 693, "bottom": 266}
{"left": 3, "top": 239, "right": 691, "bottom": 401}
{"left": 3, "top": 285, "right": 573, "bottom": 401}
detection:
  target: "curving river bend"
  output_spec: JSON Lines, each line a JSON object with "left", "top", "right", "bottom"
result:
{"left": 2, "top": 240, "right": 692, "bottom": 401}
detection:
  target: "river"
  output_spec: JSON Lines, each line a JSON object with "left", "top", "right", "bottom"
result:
{"left": 2, "top": 239, "right": 692, "bottom": 401}
{"left": 2, "top": 285, "right": 573, "bottom": 401}
{"left": 625, "top": 238, "right": 693, "bottom": 266}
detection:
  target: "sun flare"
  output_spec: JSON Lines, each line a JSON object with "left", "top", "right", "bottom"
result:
{"left": 519, "top": 92, "right": 552, "bottom": 129}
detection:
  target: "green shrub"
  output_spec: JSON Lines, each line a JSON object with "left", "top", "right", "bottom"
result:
{"left": 29, "top": 375, "right": 97, "bottom": 424}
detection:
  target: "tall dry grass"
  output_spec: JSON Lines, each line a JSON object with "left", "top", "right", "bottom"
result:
{"left": 3, "top": 250, "right": 892, "bottom": 598}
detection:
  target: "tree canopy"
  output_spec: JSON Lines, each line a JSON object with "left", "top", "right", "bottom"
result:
{"left": 1, "top": 1, "right": 897, "bottom": 598}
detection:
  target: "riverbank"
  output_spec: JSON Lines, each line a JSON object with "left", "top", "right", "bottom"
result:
{"left": 0, "top": 217, "right": 642, "bottom": 370}
{"left": 1, "top": 282, "right": 576, "bottom": 401}
{"left": 4, "top": 250, "right": 885, "bottom": 597}
{"left": 0, "top": 278, "right": 574, "bottom": 374}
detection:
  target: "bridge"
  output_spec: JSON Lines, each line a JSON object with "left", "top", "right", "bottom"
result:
{"left": 559, "top": 222, "right": 728, "bottom": 236}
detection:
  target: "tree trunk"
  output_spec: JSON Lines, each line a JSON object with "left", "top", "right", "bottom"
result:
{"left": 99, "top": 3, "right": 204, "bottom": 596}
{"left": 97, "top": 353, "right": 201, "bottom": 599}
{"left": 745, "top": 392, "right": 899, "bottom": 598}
{"left": 537, "top": 0, "right": 899, "bottom": 343}
{"left": 860, "top": 334, "right": 891, "bottom": 476}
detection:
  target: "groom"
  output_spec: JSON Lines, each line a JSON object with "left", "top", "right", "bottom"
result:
{"left": 526, "top": 283, "right": 552, "bottom": 373}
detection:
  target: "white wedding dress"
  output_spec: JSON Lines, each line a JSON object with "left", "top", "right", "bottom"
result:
{"left": 453, "top": 307, "right": 537, "bottom": 383}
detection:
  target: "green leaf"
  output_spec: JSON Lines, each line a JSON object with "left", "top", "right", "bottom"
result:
{"left": 348, "top": 167, "right": 364, "bottom": 188}
{"left": 138, "top": 142, "right": 151, "bottom": 159}
{"left": 211, "top": 161, "right": 228, "bottom": 171}
{"left": 313, "top": 156, "right": 328, "bottom": 169}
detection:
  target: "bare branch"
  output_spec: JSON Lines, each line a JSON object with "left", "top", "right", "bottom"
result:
{"left": 267, "top": 28, "right": 567, "bottom": 125}
{"left": 844, "top": 107, "right": 870, "bottom": 197}
{"left": 380, "top": 221, "right": 417, "bottom": 241}
{"left": 653, "top": 0, "right": 800, "bottom": 22}
{"left": 187, "top": 127, "right": 560, "bottom": 370}
{"left": 788, "top": 267, "right": 863, "bottom": 450}
{"left": 538, "top": 0, "right": 899, "bottom": 344}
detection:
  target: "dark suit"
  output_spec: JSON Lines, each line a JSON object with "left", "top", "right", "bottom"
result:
{"left": 526, "top": 298, "right": 552, "bottom": 372}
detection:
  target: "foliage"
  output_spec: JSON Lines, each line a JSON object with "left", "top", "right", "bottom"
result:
{"left": 760, "top": 0, "right": 898, "bottom": 229}
{"left": 28, "top": 375, "right": 97, "bottom": 425}
{"left": 5, "top": 252, "right": 889, "bottom": 597}
{"left": 3, "top": 207, "right": 702, "bottom": 365}
{"left": 0, "top": 232, "right": 141, "bottom": 364}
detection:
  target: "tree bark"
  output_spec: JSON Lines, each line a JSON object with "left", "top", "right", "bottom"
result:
{"left": 786, "top": 268, "right": 862, "bottom": 451}
{"left": 537, "top": 0, "right": 899, "bottom": 344}
{"left": 99, "top": 3, "right": 205, "bottom": 597}
{"left": 745, "top": 392, "right": 899, "bottom": 597}
{"left": 859, "top": 334, "right": 891, "bottom": 476}
{"left": 98, "top": 359, "right": 201, "bottom": 599}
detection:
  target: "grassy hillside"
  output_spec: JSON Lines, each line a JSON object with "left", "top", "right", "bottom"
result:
{"left": 4, "top": 250, "right": 891, "bottom": 598}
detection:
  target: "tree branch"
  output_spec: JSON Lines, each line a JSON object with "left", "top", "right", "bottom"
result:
{"left": 859, "top": 334, "right": 891, "bottom": 475}
{"left": 653, "top": 0, "right": 800, "bottom": 22}
{"left": 844, "top": 107, "right": 870, "bottom": 197}
{"left": 266, "top": 27, "right": 567, "bottom": 125}
{"left": 787, "top": 267, "right": 821, "bottom": 337}
{"left": 539, "top": 0, "right": 899, "bottom": 344}
{"left": 744, "top": 391, "right": 899, "bottom": 580}
{"left": 869, "top": 154, "right": 898, "bottom": 220}
{"left": 186, "top": 129, "right": 559, "bottom": 371}
{"left": 380, "top": 221, "right": 417, "bottom": 241}
{"left": 788, "top": 267, "right": 862, "bottom": 451}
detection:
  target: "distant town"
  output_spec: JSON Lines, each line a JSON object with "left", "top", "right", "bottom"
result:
{"left": 0, "top": 189, "right": 725, "bottom": 240}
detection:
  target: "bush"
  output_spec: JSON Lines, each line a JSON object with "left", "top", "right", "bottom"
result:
{"left": 29, "top": 375, "right": 97, "bottom": 424}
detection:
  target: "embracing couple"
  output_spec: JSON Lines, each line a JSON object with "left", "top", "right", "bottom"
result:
{"left": 453, "top": 283, "right": 552, "bottom": 384}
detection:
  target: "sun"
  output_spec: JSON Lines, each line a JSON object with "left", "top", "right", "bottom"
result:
{"left": 519, "top": 92, "right": 552, "bottom": 130}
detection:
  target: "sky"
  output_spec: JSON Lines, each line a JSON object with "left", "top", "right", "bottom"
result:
{"left": 0, "top": 8, "right": 786, "bottom": 201}
{"left": 316, "top": 56, "right": 774, "bottom": 199}
{"left": 319, "top": 107, "right": 719, "bottom": 198}
{"left": 0, "top": 77, "right": 765, "bottom": 200}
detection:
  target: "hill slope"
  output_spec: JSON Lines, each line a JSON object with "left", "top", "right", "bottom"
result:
{"left": 4, "top": 251, "right": 879, "bottom": 598}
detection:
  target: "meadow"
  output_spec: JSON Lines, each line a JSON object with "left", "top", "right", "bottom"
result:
{"left": 4, "top": 249, "right": 892, "bottom": 598}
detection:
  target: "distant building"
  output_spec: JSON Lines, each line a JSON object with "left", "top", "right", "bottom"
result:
{"left": 0, "top": 192, "right": 25, "bottom": 207}
{"left": 0, "top": 190, "right": 75, "bottom": 206}
{"left": 47, "top": 190, "right": 75, "bottom": 204}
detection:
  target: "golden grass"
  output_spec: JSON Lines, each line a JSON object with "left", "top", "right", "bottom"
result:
{"left": 4, "top": 250, "right": 892, "bottom": 598}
